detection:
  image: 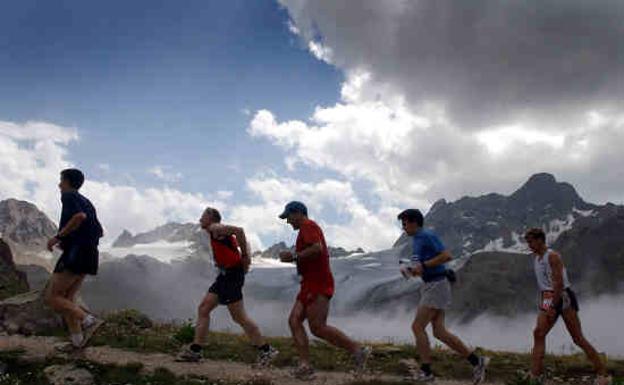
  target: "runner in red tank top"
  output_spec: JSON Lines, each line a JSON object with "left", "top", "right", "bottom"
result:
{"left": 176, "top": 207, "right": 278, "bottom": 366}
{"left": 278, "top": 201, "right": 370, "bottom": 380}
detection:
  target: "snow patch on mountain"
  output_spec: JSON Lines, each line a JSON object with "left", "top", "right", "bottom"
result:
{"left": 101, "top": 240, "right": 196, "bottom": 263}
{"left": 251, "top": 256, "right": 293, "bottom": 269}
{"left": 573, "top": 207, "right": 595, "bottom": 217}
{"left": 545, "top": 213, "right": 575, "bottom": 244}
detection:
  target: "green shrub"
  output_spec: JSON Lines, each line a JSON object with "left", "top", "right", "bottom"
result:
{"left": 173, "top": 320, "right": 195, "bottom": 344}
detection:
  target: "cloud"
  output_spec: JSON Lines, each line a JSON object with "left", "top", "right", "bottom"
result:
{"left": 249, "top": 71, "right": 624, "bottom": 208}
{"left": 97, "top": 163, "right": 111, "bottom": 172}
{"left": 280, "top": 0, "right": 624, "bottom": 129}
{"left": 228, "top": 176, "right": 400, "bottom": 251}
{"left": 0, "top": 121, "right": 222, "bottom": 242}
{"left": 250, "top": 2, "right": 624, "bottom": 207}
{"left": 148, "top": 165, "right": 183, "bottom": 183}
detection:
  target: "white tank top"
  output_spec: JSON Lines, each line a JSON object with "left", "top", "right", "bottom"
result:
{"left": 533, "top": 249, "right": 571, "bottom": 291}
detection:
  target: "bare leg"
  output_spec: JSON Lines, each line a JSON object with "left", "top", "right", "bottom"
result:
{"left": 431, "top": 310, "right": 472, "bottom": 357}
{"left": 411, "top": 306, "right": 438, "bottom": 365}
{"left": 227, "top": 300, "right": 264, "bottom": 346}
{"left": 64, "top": 275, "right": 87, "bottom": 329}
{"left": 288, "top": 301, "right": 310, "bottom": 366}
{"left": 65, "top": 274, "right": 85, "bottom": 303}
{"left": 561, "top": 308, "right": 607, "bottom": 376}
{"left": 194, "top": 293, "right": 219, "bottom": 345}
{"left": 531, "top": 312, "right": 557, "bottom": 377}
{"left": 306, "top": 295, "right": 360, "bottom": 354}
{"left": 45, "top": 272, "right": 88, "bottom": 334}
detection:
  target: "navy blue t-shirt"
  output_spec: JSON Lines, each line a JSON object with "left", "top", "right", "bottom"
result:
{"left": 59, "top": 191, "right": 103, "bottom": 248}
{"left": 411, "top": 229, "right": 447, "bottom": 282}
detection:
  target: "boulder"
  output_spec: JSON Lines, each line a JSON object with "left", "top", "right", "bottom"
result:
{"left": 0, "top": 289, "right": 63, "bottom": 335}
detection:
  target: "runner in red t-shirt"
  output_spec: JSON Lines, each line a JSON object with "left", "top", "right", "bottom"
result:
{"left": 278, "top": 201, "right": 371, "bottom": 380}
{"left": 176, "top": 207, "right": 278, "bottom": 366}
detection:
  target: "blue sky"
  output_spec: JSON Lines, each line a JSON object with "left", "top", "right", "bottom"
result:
{"left": 0, "top": 0, "right": 340, "bottom": 194}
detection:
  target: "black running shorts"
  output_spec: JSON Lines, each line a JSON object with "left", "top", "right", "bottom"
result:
{"left": 208, "top": 266, "right": 245, "bottom": 305}
{"left": 54, "top": 243, "right": 99, "bottom": 276}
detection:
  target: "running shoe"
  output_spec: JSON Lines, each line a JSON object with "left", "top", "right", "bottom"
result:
{"left": 410, "top": 369, "right": 435, "bottom": 383}
{"left": 290, "top": 365, "right": 316, "bottom": 381}
{"left": 472, "top": 356, "right": 490, "bottom": 384}
{"left": 175, "top": 345, "right": 202, "bottom": 362}
{"left": 55, "top": 342, "right": 81, "bottom": 353}
{"left": 256, "top": 345, "right": 279, "bottom": 367}
{"left": 353, "top": 346, "right": 372, "bottom": 374}
{"left": 80, "top": 317, "right": 105, "bottom": 348}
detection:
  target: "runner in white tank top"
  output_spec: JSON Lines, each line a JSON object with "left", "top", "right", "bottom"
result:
{"left": 533, "top": 248, "right": 571, "bottom": 292}
{"left": 524, "top": 228, "right": 610, "bottom": 385}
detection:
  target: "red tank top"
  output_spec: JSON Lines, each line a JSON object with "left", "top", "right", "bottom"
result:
{"left": 210, "top": 234, "right": 242, "bottom": 268}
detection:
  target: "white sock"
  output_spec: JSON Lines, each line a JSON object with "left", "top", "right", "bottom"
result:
{"left": 82, "top": 314, "right": 96, "bottom": 328}
{"left": 71, "top": 333, "right": 84, "bottom": 347}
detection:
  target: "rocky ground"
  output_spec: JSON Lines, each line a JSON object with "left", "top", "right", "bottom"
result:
{"left": 0, "top": 334, "right": 492, "bottom": 385}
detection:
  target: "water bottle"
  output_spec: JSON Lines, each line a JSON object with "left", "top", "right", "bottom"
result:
{"left": 399, "top": 258, "right": 412, "bottom": 279}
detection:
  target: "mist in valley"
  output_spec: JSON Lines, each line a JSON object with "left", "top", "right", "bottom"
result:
{"left": 173, "top": 290, "right": 624, "bottom": 357}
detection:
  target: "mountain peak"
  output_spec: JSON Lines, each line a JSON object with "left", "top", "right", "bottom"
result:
{"left": 524, "top": 172, "right": 557, "bottom": 188}
{"left": 0, "top": 198, "right": 57, "bottom": 250}
{"left": 511, "top": 173, "right": 584, "bottom": 207}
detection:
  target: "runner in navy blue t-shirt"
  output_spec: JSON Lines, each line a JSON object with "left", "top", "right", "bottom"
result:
{"left": 45, "top": 169, "right": 104, "bottom": 350}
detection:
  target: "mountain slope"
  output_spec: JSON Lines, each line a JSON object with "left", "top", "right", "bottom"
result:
{"left": 0, "top": 199, "right": 56, "bottom": 268}
{"left": 3, "top": 173, "right": 623, "bottom": 325}
{"left": 426, "top": 173, "right": 596, "bottom": 256}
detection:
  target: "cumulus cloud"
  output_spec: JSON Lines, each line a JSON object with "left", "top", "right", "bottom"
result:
{"left": 0, "top": 121, "right": 223, "bottom": 242}
{"left": 249, "top": 72, "right": 624, "bottom": 207}
{"left": 249, "top": 2, "right": 624, "bottom": 208}
{"left": 280, "top": 0, "right": 624, "bottom": 128}
{"left": 228, "top": 176, "right": 401, "bottom": 251}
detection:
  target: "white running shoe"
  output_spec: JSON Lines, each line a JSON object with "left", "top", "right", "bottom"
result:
{"left": 80, "top": 317, "right": 105, "bottom": 348}
{"left": 175, "top": 345, "right": 202, "bottom": 362}
{"left": 353, "top": 346, "right": 372, "bottom": 374}
{"left": 411, "top": 369, "right": 435, "bottom": 383}
{"left": 472, "top": 356, "right": 490, "bottom": 384}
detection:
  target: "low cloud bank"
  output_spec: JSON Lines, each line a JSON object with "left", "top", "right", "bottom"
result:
{"left": 204, "top": 295, "right": 624, "bottom": 357}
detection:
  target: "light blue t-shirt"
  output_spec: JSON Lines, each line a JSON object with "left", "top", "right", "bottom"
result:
{"left": 411, "top": 229, "right": 447, "bottom": 282}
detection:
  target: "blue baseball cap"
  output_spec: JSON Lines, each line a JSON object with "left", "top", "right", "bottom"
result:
{"left": 279, "top": 201, "right": 308, "bottom": 219}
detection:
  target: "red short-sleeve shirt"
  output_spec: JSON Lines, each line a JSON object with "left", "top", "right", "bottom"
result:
{"left": 295, "top": 219, "right": 334, "bottom": 295}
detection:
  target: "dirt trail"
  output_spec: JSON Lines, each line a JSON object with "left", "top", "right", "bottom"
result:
{"left": 0, "top": 335, "right": 500, "bottom": 385}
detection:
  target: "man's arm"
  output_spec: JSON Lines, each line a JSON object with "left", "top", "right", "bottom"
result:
{"left": 47, "top": 212, "right": 87, "bottom": 251}
{"left": 296, "top": 242, "right": 322, "bottom": 260}
{"left": 411, "top": 251, "right": 452, "bottom": 275}
{"left": 279, "top": 243, "right": 322, "bottom": 263}
{"left": 209, "top": 224, "right": 249, "bottom": 257}
{"left": 59, "top": 212, "right": 87, "bottom": 237}
{"left": 548, "top": 251, "right": 565, "bottom": 306}
{"left": 423, "top": 250, "right": 452, "bottom": 268}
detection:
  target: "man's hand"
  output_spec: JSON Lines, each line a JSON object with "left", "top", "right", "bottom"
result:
{"left": 46, "top": 236, "right": 60, "bottom": 252}
{"left": 280, "top": 251, "right": 295, "bottom": 263}
{"left": 410, "top": 262, "right": 424, "bottom": 276}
